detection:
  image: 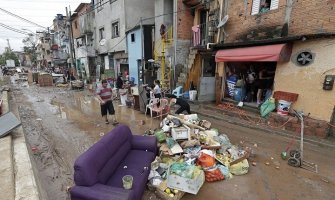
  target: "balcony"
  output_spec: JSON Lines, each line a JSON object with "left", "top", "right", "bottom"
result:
{"left": 191, "top": 23, "right": 214, "bottom": 47}
{"left": 79, "top": 12, "right": 94, "bottom": 35}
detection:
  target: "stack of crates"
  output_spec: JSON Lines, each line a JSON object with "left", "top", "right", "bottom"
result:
{"left": 38, "top": 74, "right": 53, "bottom": 87}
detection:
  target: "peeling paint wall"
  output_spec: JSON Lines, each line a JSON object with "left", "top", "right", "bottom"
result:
{"left": 274, "top": 38, "right": 335, "bottom": 121}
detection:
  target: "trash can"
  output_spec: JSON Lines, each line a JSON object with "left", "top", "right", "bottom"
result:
{"left": 189, "top": 90, "right": 197, "bottom": 101}
{"left": 277, "top": 100, "right": 292, "bottom": 115}
{"left": 120, "top": 89, "right": 128, "bottom": 106}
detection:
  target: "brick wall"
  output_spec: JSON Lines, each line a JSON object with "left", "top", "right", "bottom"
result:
{"left": 177, "top": 0, "right": 193, "bottom": 40}
{"left": 267, "top": 113, "right": 330, "bottom": 138}
{"left": 289, "top": 0, "right": 335, "bottom": 35}
{"left": 224, "top": 0, "right": 335, "bottom": 43}
{"left": 72, "top": 18, "right": 81, "bottom": 39}
{"left": 225, "top": 0, "right": 287, "bottom": 43}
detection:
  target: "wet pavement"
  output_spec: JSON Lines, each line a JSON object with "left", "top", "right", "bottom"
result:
{"left": 8, "top": 77, "right": 335, "bottom": 200}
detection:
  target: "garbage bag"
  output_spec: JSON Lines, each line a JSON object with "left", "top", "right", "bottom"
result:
{"left": 170, "top": 118, "right": 182, "bottom": 127}
{"left": 155, "top": 129, "right": 166, "bottom": 143}
{"left": 217, "top": 164, "right": 231, "bottom": 179}
{"left": 229, "top": 159, "right": 249, "bottom": 175}
{"left": 204, "top": 167, "right": 224, "bottom": 182}
{"left": 197, "top": 151, "right": 216, "bottom": 168}
{"left": 260, "top": 97, "right": 276, "bottom": 118}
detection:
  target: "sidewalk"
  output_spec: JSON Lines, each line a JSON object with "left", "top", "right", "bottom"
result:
{"left": 190, "top": 102, "right": 335, "bottom": 149}
{"left": 0, "top": 88, "right": 40, "bottom": 199}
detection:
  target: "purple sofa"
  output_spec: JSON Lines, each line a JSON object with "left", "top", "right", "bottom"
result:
{"left": 70, "top": 125, "right": 157, "bottom": 200}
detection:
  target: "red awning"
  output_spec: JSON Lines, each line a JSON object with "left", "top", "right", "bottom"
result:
{"left": 215, "top": 43, "right": 292, "bottom": 62}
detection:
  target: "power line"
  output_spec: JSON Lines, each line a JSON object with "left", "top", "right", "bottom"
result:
{"left": 0, "top": 22, "right": 30, "bottom": 35}
{"left": 0, "top": 7, "right": 47, "bottom": 29}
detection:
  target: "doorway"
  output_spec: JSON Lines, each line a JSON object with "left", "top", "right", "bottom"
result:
{"left": 224, "top": 62, "right": 277, "bottom": 106}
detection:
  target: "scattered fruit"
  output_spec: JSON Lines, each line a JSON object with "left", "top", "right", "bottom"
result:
{"left": 265, "top": 162, "right": 270, "bottom": 165}
{"left": 169, "top": 193, "right": 174, "bottom": 198}
{"left": 252, "top": 162, "right": 257, "bottom": 166}
{"left": 165, "top": 188, "right": 171, "bottom": 194}
{"left": 275, "top": 166, "right": 280, "bottom": 169}
{"left": 173, "top": 189, "right": 179, "bottom": 194}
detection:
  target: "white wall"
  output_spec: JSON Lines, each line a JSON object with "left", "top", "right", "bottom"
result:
{"left": 94, "top": 0, "right": 126, "bottom": 54}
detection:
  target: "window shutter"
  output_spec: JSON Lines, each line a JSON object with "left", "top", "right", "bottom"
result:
{"left": 251, "top": 0, "right": 261, "bottom": 15}
{"left": 270, "top": 0, "right": 279, "bottom": 10}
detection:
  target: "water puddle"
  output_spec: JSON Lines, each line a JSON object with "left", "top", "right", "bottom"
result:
{"left": 50, "top": 91, "right": 161, "bottom": 137}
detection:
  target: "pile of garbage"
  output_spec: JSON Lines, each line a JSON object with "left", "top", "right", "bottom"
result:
{"left": 146, "top": 114, "right": 253, "bottom": 199}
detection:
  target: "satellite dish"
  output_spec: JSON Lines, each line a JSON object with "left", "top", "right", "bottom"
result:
{"left": 217, "top": 15, "right": 229, "bottom": 28}
{"left": 99, "top": 39, "right": 106, "bottom": 46}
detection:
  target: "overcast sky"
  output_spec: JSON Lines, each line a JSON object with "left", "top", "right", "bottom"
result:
{"left": 0, "top": 0, "right": 90, "bottom": 53}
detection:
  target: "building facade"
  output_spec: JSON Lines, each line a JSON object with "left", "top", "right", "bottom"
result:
{"left": 93, "top": 0, "right": 154, "bottom": 82}
{"left": 51, "top": 14, "right": 70, "bottom": 70}
{"left": 36, "top": 32, "right": 52, "bottom": 69}
{"left": 212, "top": 0, "right": 335, "bottom": 137}
{"left": 71, "top": 3, "right": 96, "bottom": 82}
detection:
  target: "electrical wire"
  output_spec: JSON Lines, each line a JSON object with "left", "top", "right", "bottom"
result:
{"left": 0, "top": 22, "right": 30, "bottom": 35}
{"left": 0, "top": 7, "right": 47, "bottom": 29}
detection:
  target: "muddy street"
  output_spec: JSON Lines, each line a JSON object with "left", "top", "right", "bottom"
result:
{"left": 9, "top": 82, "right": 335, "bottom": 200}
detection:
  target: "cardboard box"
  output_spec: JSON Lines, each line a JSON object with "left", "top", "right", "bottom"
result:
{"left": 171, "top": 127, "right": 188, "bottom": 140}
{"left": 155, "top": 181, "right": 185, "bottom": 200}
{"left": 167, "top": 168, "right": 205, "bottom": 195}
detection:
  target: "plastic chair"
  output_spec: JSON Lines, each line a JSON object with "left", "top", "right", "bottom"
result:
{"left": 145, "top": 98, "right": 160, "bottom": 117}
{"left": 149, "top": 91, "right": 155, "bottom": 99}
{"left": 151, "top": 98, "right": 170, "bottom": 119}
{"left": 172, "top": 86, "right": 183, "bottom": 98}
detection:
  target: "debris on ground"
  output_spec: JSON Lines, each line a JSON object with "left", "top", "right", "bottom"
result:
{"left": 147, "top": 114, "right": 254, "bottom": 199}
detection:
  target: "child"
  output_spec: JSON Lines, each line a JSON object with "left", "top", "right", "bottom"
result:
{"left": 96, "top": 80, "right": 118, "bottom": 125}
{"left": 153, "top": 80, "right": 162, "bottom": 98}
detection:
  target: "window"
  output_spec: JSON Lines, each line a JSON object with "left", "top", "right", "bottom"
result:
{"left": 99, "top": 27, "right": 105, "bottom": 40}
{"left": 131, "top": 33, "right": 135, "bottom": 42}
{"left": 251, "top": 0, "right": 279, "bottom": 15}
{"left": 112, "top": 21, "right": 119, "bottom": 38}
{"left": 97, "top": 0, "right": 104, "bottom": 12}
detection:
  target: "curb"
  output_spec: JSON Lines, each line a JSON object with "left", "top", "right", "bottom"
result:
{"left": 193, "top": 110, "right": 335, "bottom": 149}
{"left": 0, "top": 91, "right": 15, "bottom": 200}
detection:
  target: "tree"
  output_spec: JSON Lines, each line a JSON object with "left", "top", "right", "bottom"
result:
{"left": 22, "top": 33, "right": 37, "bottom": 65}
{"left": 0, "top": 48, "right": 20, "bottom": 66}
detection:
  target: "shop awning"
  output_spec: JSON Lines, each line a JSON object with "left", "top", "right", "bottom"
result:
{"left": 215, "top": 43, "right": 292, "bottom": 62}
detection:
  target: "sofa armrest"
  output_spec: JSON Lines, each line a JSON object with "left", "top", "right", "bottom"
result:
{"left": 70, "top": 184, "right": 134, "bottom": 200}
{"left": 132, "top": 135, "right": 157, "bottom": 154}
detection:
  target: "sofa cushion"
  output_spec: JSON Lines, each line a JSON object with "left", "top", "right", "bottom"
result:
{"left": 74, "top": 125, "right": 132, "bottom": 186}
{"left": 70, "top": 183, "right": 135, "bottom": 200}
{"left": 119, "top": 150, "right": 155, "bottom": 171}
{"left": 97, "top": 140, "right": 131, "bottom": 184}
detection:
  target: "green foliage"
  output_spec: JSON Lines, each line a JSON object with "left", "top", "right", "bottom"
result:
{"left": 0, "top": 48, "right": 20, "bottom": 66}
{"left": 22, "top": 34, "right": 37, "bottom": 65}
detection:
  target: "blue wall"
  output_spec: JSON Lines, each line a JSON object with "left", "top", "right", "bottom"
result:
{"left": 127, "top": 28, "right": 142, "bottom": 85}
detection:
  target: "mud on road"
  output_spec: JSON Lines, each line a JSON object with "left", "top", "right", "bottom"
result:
{"left": 9, "top": 80, "right": 335, "bottom": 200}
{"left": 12, "top": 83, "right": 160, "bottom": 200}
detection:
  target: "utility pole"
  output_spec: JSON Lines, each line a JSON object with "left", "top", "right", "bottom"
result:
{"left": 65, "top": 7, "right": 75, "bottom": 70}
{"left": 6, "top": 39, "right": 11, "bottom": 51}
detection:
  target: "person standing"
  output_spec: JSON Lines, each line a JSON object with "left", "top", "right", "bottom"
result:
{"left": 153, "top": 80, "right": 162, "bottom": 98}
{"left": 96, "top": 79, "right": 118, "bottom": 125}
{"left": 256, "top": 67, "right": 274, "bottom": 105}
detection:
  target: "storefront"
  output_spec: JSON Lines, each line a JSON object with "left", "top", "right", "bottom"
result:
{"left": 215, "top": 43, "right": 292, "bottom": 106}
